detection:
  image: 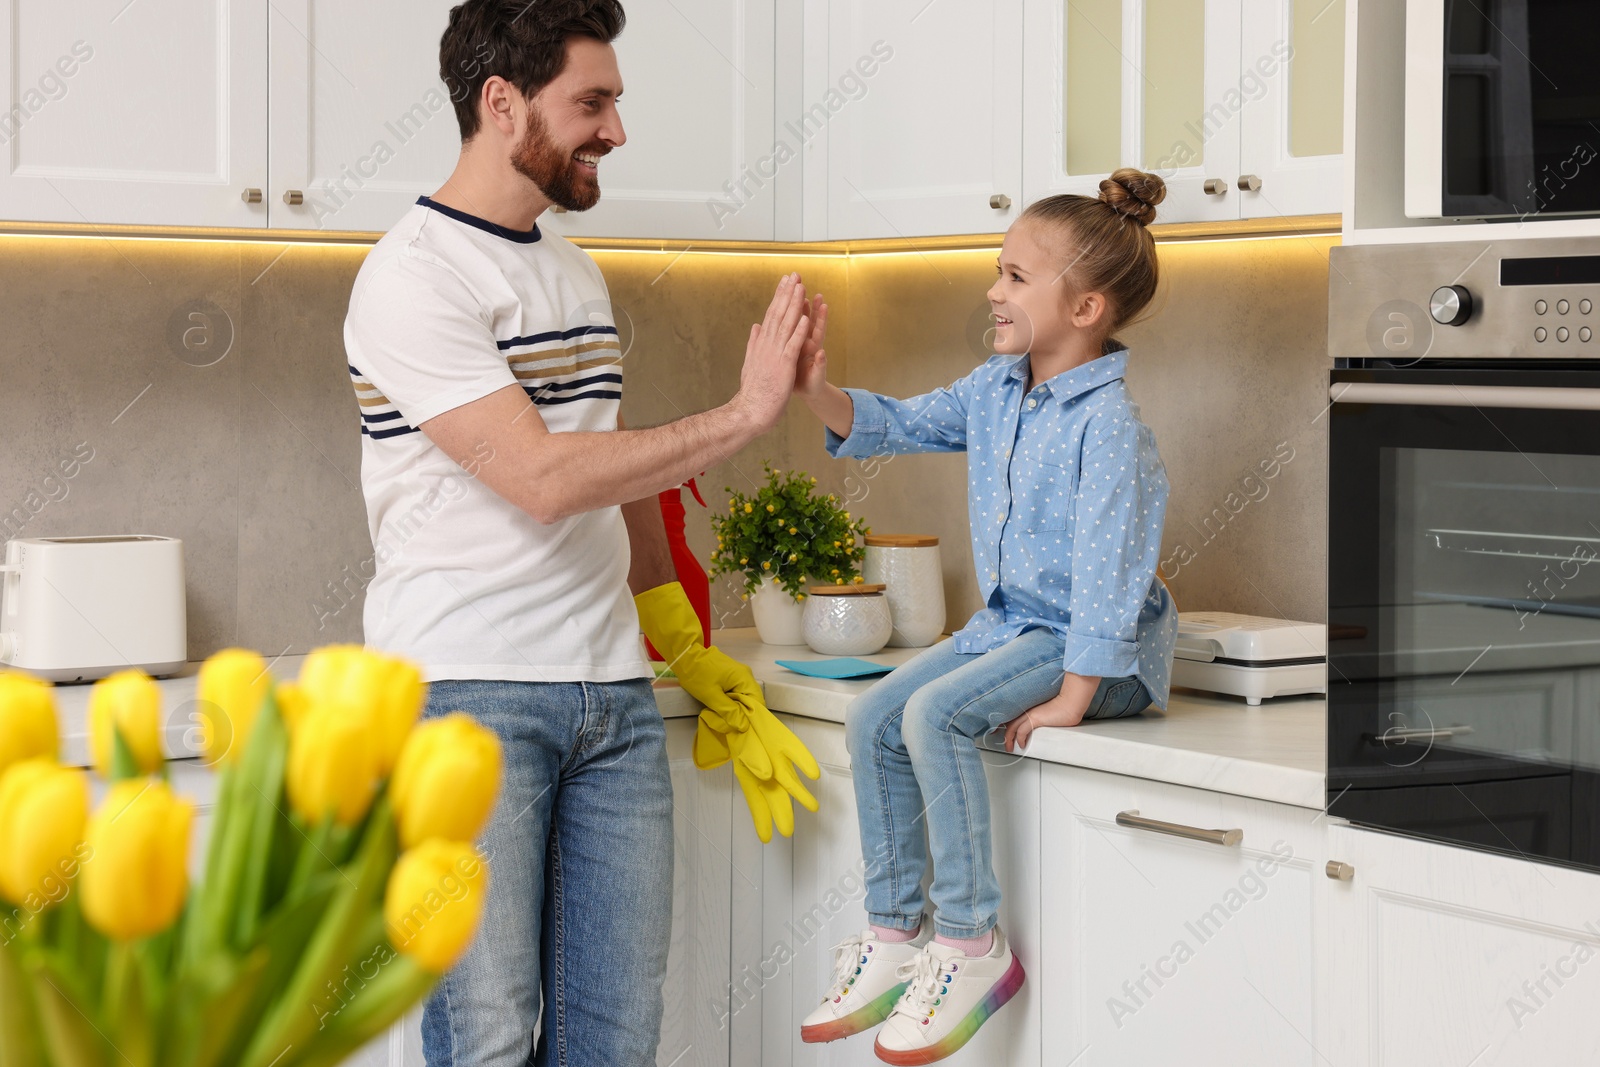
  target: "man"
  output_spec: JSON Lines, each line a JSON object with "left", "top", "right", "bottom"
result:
{"left": 342, "top": 2, "right": 826, "bottom": 1063}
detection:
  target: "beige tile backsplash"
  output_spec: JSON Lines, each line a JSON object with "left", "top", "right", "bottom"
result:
{"left": 0, "top": 230, "right": 1333, "bottom": 664}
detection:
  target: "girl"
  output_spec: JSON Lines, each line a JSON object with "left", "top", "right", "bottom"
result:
{"left": 795, "top": 169, "right": 1179, "bottom": 1064}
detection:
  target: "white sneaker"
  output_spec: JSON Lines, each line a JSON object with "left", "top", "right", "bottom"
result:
{"left": 873, "top": 926, "right": 1026, "bottom": 1065}
{"left": 801, "top": 924, "right": 933, "bottom": 1043}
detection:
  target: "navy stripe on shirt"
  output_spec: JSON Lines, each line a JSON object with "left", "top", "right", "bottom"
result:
{"left": 498, "top": 324, "right": 620, "bottom": 351}
{"left": 362, "top": 423, "right": 422, "bottom": 440}
{"left": 525, "top": 389, "right": 623, "bottom": 407}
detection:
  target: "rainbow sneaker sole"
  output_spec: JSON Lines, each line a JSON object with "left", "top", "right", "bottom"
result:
{"left": 873, "top": 953, "right": 1026, "bottom": 1065}
{"left": 801, "top": 981, "right": 907, "bottom": 1043}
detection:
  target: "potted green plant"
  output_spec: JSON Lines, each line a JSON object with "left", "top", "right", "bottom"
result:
{"left": 708, "top": 466, "right": 870, "bottom": 644}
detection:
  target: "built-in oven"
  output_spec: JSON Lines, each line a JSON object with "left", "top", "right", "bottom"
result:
{"left": 1326, "top": 238, "right": 1600, "bottom": 872}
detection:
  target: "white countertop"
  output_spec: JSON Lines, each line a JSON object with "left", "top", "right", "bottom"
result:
{"left": 53, "top": 631, "right": 1327, "bottom": 810}
{"left": 673, "top": 631, "right": 1328, "bottom": 810}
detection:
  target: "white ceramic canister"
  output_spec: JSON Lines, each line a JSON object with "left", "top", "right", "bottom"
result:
{"left": 801, "top": 583, "right": 893, "bottom": 656}
{"left": 862, "top": 535, "right": 945, "bottom": 647}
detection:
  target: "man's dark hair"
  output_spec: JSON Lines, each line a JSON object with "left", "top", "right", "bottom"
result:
{"left": 440, "top": 0, "right": 626, "bottom": 141}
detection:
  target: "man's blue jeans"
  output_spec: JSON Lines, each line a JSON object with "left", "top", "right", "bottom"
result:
{"left": 845, "top": 629, "right": 1151, "bottom": 940}
{"left": 418, "top": 678, "right": 674, "bottom": 1067}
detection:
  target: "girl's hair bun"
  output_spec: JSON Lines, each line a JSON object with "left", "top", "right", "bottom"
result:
{"left": 1098, "top": 168, "right": 1166, "bottom": 226}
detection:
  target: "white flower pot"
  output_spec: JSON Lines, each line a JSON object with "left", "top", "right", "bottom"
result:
{"left": 751, "top": 577, "right": 806, "bottom": 645}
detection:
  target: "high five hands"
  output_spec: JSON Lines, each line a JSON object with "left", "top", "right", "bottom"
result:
{"left": 734, "top": 274, "right": 830, "bottom": 431}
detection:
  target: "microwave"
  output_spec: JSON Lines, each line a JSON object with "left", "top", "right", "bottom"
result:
{"left": 1404, "top": 0, "right": 1600, "bottom": 220}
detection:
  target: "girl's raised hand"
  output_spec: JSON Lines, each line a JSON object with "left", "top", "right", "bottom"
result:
{"left": 794, "top": 293, "right": 830, "bottom": 399}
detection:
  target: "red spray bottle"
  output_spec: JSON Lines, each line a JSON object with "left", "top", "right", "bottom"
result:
{"left": 645, "top": 477, "right": 712, "bottom": 659}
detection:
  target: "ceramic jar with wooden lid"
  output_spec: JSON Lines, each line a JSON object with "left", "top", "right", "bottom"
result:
{"left": 862, "top": 535, "right": 945, "bottom": 647}
{"left": 802, "top": 583, "right": 894, "bottom": 656}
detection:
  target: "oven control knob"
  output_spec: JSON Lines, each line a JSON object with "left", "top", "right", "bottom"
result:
{"left": 1430, "top": 285, "right": 1473, "bottom": 326}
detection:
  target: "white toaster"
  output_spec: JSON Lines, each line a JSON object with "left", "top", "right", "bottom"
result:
{"left": 0, "top": 536, "right": 187, "bottom": 682}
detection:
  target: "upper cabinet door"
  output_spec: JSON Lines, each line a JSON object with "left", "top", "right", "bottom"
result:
{"left": 822, "top": 0, "right": 1024, "bottom": 240}
{"left": 0, "top": 0, "right": 267, "bottom": 228}
{"left": 539, "top": 0, "right": 776, "bottom": 243}
{"left": 1023, "top": 0, "right": 1243, "bottom": 225}
{"left": 268, "top": 0, "right": 463, "bottom": 233}
{"left": 1236, "top": 0, "right": 1345, "bottom": 219}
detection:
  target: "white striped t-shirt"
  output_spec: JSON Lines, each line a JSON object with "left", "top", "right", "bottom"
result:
{"left": 342, "top": 197, "right": 649, "bottom": 685}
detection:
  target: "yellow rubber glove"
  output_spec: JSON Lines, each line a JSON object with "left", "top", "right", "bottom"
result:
{"left": 738, "top": 700, "right": 821, "bottom": 840}
{"left": 634, "top": 583, "right": 821, "bottom": 841}
{"left": 634, "top": 582, "right": 770, "bottom": 780}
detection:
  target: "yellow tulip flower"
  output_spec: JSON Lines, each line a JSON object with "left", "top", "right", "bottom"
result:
{"left": 89, "top": 670, "right": 163, "bottom": 778}
{"left": 384, "top": 840, "right": 489, "bottom": 973}
{"left": 286, "top": 701, "right": 380, "bottom": 826}
{"left": 299, "top": 646, "right": 424, "bottom": 774}
{"left": 0, "top": 759, "right": 88, "bottom": 908}
{"left": 275, "top": 680, "right": 311, "bottom": 735}
{"left": 389, "top": 715, "right": 503, "bottom": 849}
{"left": 0, "top": 672, "right": 57, "bottom": 776}
{"left": 81, "top": 779, "right": 192, "bottom": 940}
{"left": 196, "top": 648, "right": 270, "bottom": 766}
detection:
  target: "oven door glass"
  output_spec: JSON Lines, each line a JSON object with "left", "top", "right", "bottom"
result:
{"left": 1329, "top": 377, "right": 1600, "bottom": 868}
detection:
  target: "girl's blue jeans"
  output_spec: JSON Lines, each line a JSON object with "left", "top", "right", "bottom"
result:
{"left": 845, "top": 628, "right": 1151, "bottom": 940}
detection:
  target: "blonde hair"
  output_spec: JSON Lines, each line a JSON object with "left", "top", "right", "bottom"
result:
{"left": 1019, "top": 167, "right": 1166, "bottom": 338}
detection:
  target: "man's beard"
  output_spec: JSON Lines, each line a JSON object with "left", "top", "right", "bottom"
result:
{"left": 512, "top": 106, "right": 603, "bottom": 212}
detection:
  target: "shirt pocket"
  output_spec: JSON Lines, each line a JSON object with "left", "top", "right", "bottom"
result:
{"left": 1010, "top": 458, "right": 1078, "bottom": 532}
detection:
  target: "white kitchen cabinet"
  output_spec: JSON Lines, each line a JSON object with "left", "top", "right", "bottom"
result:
{"left": 0, "top": 0, "right": 267, "bottom": 228}
{"left": 1039, "top": 763, "right": 1322, "bottom": 1065}
{"left": 540, "top": 0, "right": 778, "bottom": 243}
{"left": 751, "top": 715, "right": 1041, "bottom": 1066}
{"left": 1021, "top": 0, "right": 1343, "bottom": 225}
{"left": 817, "top": 0, "right": 1024, "bottom": 239}
{"left": 1319, "top": 823, "right": 1600, "bottom": 1065}
{"left": 267, "top": 0, "right": 462, "bottom": 233}
{"left": 661, "top": 715, "right": 738, "bottom": 1067}
{"left": 1236, "top": 0, "right": 1345, "bottom": 219}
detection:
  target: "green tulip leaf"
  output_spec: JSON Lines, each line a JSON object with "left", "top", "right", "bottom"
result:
{"left": 22, "top": 948, "right": 113, "bottom": 1067}
{"left": 234, "top": 799, "right": 396, "bottom": 1067}
{"left": 109, "top": 725, "right": 141, "bottom": 782}
{"left": 0, "top": 938, "right": 48, "bottom": 1067}
{"left": 156, "top": 945, "right": 270, "bottom": 1067}
{"left": 281, "top": 954, "right": 436, "bottom": 1067}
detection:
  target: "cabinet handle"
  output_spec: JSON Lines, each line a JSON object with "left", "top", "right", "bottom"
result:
{"left": 241, "top": 188, "right": 263, "bottom": 204}
{"left": 1203, "top": 178, "right": 1227, "bottom": 195}
{"left": 549, "top": 204, "right": 568, "bottom": 214}
{"left": 1237, "top": 174, "right": 1263, "bottom": 192}
{"left": 990, "top": 193, "right": 1013, "bottom": 210}
{"left": 282, "top": 190, "right": 305, "bottom": 206}
{"left": 1115, "top": 810, "right": 1242, "bottom": 847}
{"left": 1325, "top": 860, "right": 1355, "bottom": 881}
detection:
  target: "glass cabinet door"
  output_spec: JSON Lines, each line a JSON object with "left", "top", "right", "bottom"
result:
{"left": 1022, "top": 0, "right": 1243, "bottom": 224}
{"left": 1237, "top": 0, "right": 1346, "bottom": 218}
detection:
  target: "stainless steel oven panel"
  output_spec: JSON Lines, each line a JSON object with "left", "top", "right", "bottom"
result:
{"left": 1328, "top": 239, "right": 1600, "bottom": 361}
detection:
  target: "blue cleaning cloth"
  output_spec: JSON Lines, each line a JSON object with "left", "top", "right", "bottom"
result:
{"left": 774, "top": 657, "right": 896, "bottom": 680}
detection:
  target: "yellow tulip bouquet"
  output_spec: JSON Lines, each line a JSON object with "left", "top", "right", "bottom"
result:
{"left": 0, "top": 646, "right": 503, "bottom": 1067}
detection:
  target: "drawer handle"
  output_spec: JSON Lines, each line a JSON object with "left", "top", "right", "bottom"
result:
{"left": 1115, "top": 810, "right": 1242, "bottom": 847}
{"left": 1326, "top": 860, "right": 1355, "bottom": 881}
{"left": 1369, "top": 724, "right": 1474, "bottom": 745}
